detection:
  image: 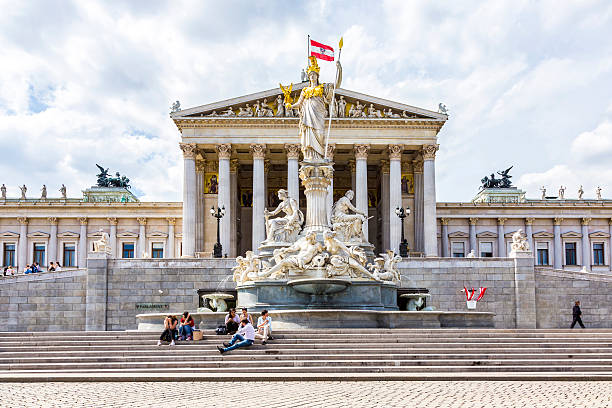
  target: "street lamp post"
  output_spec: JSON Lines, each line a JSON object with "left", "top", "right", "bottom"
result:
{"left": 395, "top": 206, "right": 411, "bottom": 257}
{"left": 210, "top": 206, "right": 225, "bottom": 258}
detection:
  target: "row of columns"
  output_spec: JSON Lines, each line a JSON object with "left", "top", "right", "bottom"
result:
{"left": 463, "top": 217, "right": 601, "bottom": 270}
{"left": 180, "top": 142, "right": 439, "bottom": 257}
{"left": 12, "top": 216, "right": 177, "bottom": 271}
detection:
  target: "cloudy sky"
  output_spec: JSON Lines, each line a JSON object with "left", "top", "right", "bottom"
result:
{"left": 1, "top": 0, "right": 611, "bottom": 202}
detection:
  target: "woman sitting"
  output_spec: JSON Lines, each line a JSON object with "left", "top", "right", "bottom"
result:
{"left": 157, "top": 315, "right": 178, "bottom": 346}
{"left": 178, "top": 311, "right": 195, "bottom": 340}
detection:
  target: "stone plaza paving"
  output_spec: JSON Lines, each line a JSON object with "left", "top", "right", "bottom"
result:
{"left": 1, "top": 381, "right": 611, "bottom": 407}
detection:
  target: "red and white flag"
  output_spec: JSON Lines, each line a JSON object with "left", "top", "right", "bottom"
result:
{"left": 310, "top": 39, "right": 334, "bottom": 61}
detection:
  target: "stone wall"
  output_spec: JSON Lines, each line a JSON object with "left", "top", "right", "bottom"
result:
{"left": 0, "top": 270, "right": 87, "bottom": 331}
{"left": 534, "top": 268, "right": 612, "bottom": 328}
{"left": 105, "top": 258, "right": 234, "bottom": 331}
{"left": 398, "top": 258, "right": 518, "bottom": 328}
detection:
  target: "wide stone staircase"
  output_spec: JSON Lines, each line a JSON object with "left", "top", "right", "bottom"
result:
{"left": 1, "top": 329, "right": 612, "bottom": 381}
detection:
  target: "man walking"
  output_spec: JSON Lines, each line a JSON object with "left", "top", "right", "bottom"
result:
{"left": 571, "top": 301, "right": 585, "bottom": 328}
{"left": 217, "top": 318, "right": 255, "bottom": 354}
{"left": 257, "top": 309, "right": 273, "bottom": 345}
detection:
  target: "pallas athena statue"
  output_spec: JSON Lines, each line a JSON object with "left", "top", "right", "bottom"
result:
{"left": 286, "top": 56, "right": 342, "bottom": 162}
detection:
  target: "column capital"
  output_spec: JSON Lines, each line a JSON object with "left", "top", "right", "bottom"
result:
{"left": 353, "top": 144, "right": 370, "bottom": 160}
{"left": 166, "top": 217, "right": 176, "bottom": 225}
{"left": 17, "top": 217, "right": 28, "bottom": 225}
{"left": 440, "top": 218, "right": 450, "bottom": 225}
{"left": 412, "top": 157, "right": 424, "bottom": 173}
{"left": 581, "top": 217, "right": 592, "bottom": 226}
{"left": 348, "top": 159, "right": 356, "bottom": 173}
{"left": 137, "top": 217, "right": 147, "bottom": 226}
{"left": 230, "top": 159, "right": 239, "bottom": 173}
{"left": 250, "top": 143, "right": 266, "bottom": 160}
{"left": 553, "top": 217, "right": 563, "bottom": 226}
{"left": 79, "top": 217, "right": 88, "bottom": 225}
{"left": 380, "top": 159, "right": 390, "bottom": 174}
{"left": 47, "top": 217, "right": 58, "bottom": 225}
{"left": 107, "top": 217, "right": 118, "bottom": 225}
{"left": 525, "top": 217, "right": 535, "bottom": 225}
{"left": 497, "top": 217, "right": 507, "bottom": 226}
{"left": 216, "top": 143, "right": 232, "bottom": 160}
{"left": 388, "top": 144, "right": 403, "bottom": 160}
{"left": 284, "top": 144, "right": 300, "bottom": 160}
{"left": 326, "top": 144, "right": 336, "bottom": 161}
{"left": 179, "top": 142, "right": 197, "bottom": 159}
{"left": 422, "top": 144, "right": 439, "bottom": 160}
{"left": 469, "top": 217, "right": 478, "bottom": 226}
{"left": 195, "top": 159, "right": 206, "bottom": 173}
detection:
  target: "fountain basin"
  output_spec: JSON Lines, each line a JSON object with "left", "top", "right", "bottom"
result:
{"left": 400, "top": 293, "right": 431, "bottom": 311}
{"left": 288, "top": 278, "right": 351, "bottom": 295}
{"left": 136, "top": 310, "right": 495, "bottom": 331}
{"left": 201, "top": 293, "right": 234, "bottom": 312}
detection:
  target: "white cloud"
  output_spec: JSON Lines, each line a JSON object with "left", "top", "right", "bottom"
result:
{"left": 0, "top": 1, "right": 611, "bottom": 203}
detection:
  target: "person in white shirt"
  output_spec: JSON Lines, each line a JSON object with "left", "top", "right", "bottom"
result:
{"left": 217, "top": 318, "right": 255, "bottom": 354}
{"left": 256, "top": 309, "right": 273, "bottom": 345}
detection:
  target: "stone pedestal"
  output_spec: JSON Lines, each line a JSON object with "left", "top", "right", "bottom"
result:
{"left": 299, "top": 162, "right": 333, "bottom": 233}
{"left": 86, "top": 252, "right": 110, "bottom": 331}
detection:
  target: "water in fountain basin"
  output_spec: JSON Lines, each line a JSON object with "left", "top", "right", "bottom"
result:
{"left": 215, "top": 275, "right": 231, "bottom": 292}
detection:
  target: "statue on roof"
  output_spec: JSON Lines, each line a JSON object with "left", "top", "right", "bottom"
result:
{"left": 285, "top": 56, "right": 342, "bottom": 162}
{"left": 95, "top": 164, "right": 130, "bottom": 189}
{"left": 480, "top": 166, "right": 513, "bottom": 189}
{"left": 170, "top": 100, "right": 181, "bottom": 113}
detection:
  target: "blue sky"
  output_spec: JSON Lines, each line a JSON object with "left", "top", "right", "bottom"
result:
{"left": 1, "top": 0, "right": 611, "bottom": 202}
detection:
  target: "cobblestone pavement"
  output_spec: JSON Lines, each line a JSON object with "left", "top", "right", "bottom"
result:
{"left": 1, "top": 381, "right": 611, "bottom": 407}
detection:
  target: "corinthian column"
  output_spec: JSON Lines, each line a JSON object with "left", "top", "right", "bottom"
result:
{"left": 285, "top": 144, "right": 300, "bottom": 208}
{"left": 107, "top": 217, "right": 117, "bottom": 258}
{"left": 354, "top": 144, "right": 370, "bottom": 239}
{"left": 230, "top": 159, "right": 239, "bottom": 257}
{"left": 525, "top": 218, "right": 534, "bottom": 254}
{"left": 166, "top": 218, "right": 175, "bottom": 258}
{"left": 469, "top": 217, "right": 478, "bottom": 255}
{"left": 48, "top": 217, "right": 58, "bottom": 267}
{"left": 251, "top": 144, "right": 266, "bottom": 252}
{"left": 413, "top": 157, "right": 424, "bottom": 253}
{"left": 325, "top": 144, "right": 336, "bottom": 224}
{"left": 18, "top": 217, "right": 28, "bottom": 271}
{"left": 422, "top": 144, "right": 439, "bottom": 257}
{"left": 497, "top": 217, "right": 507, "bottom": 257}
{"left": 179, "top": 142, "right": 197, "bottom": 257}
{"left": 581, "top": 217, "right": 591, "bottom": 271}
{"left": 217, "top": 144, "right": 232, "bottom": 256}
{"left": 195, "top": 158, "right": 206, "bottom": 253}
{"left": 388, "top": 144, "right": 403, "bottom": 253}
{"left": 553, "top": 217, "right": 563, "bottom": 269}
{"left": 137, "top": 217, "right": 147, "bottom": 257}
{"left": 78, "top": 217, "right": 87, "bottom": 267}
{"left": 380, "top": 160, "right": 390, "bottom": 251}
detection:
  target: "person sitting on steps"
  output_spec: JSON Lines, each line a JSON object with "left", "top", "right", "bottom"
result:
{"left": 158, "top": 315, "right": 178, "bottom": 346}
{"left": 256, "top": 309, "right": 273, "bottom": 345}
{"left": 217, "top": 318, "right": 255, "bottom": 354}
{"left": 225, "top": 308, "right": 240, "bottom": 335}
{"left": 179, "top": 311, "right": 195, "bottom": 340}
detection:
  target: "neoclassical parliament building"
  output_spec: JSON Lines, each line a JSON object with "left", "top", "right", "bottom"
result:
{"left": 2, "top": 82, "right": 612, "bottom": 274}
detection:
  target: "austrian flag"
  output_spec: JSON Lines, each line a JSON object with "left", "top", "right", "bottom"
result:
{"left": 310, "top": 39, "right": 334, "bottom": 61}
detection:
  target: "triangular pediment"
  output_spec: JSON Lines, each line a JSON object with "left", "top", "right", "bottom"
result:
{"left": 27, "top": 231, "right": 50, "bottom": 238}
{"left": 0, "top": 231, "right": 20, "bottom": 238}
{"left": 589, "top": 230, "right": 610, "bottom": 238}
{"left": 170, "top": 84, "right": 447, "bottom": 123}
{"left": 476, "top": 231, "right": 498, "bottom": 238}
{"left": 57, "top": 231, "right": 80, "bottom": 238}
{"left": 561, "top": 231, "right": 582, "bottom": 238}
{"left": 117, "top": 231, "right": 139, "bottom": 238}
{"left": 147, "top": 231, "right": 168, "bottom": 238}
{"left": 533, "top": 231, "right": 554, "bottom": 238}
{"left": 448, "top": 231, "right": 469, "bottom": 238}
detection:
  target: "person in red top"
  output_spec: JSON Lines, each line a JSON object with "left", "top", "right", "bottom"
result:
{"left": 178, "top": 311, "right": 195, "bottom": 340}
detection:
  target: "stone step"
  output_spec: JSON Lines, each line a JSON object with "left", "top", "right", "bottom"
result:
{"left": 1, "top": 364, "right": 611, "bottom": 374}
{"left": 2, "top": 352, "right": 611, "bottom": 364}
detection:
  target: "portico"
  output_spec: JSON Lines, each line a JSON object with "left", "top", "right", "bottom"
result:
{"left": 172, "top": 86, "right": 446, "bottom": 257}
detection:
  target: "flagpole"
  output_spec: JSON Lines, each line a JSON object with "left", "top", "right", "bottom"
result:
{"left": 307, "top": 35, "right": 310, "bottom": 64}
{"left": 324, "top": 38, "right": 343, "bottom": 161}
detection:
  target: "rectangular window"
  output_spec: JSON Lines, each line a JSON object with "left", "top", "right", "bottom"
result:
{"left": 593, "top": 243, "right": 605, "bottom": 266}
{"left": 63, "top": 243, "right": 76, "bottom": 267}
{"left": 122, "top": 243, "right": 134, "bottom": 259}
{"left": 565, "top": 242, "right": 577, "bottom": 265}
{"left": 479, "top": 242, "right": 493, "bottom": 258}
{"left": 3, "top": 243, "right": 15, "bottom": 267}
{"left": 33, "top": 244, "right": 46, "bottom": 266}
{"left": 151, "top": 242, "right": 164, "bottom": 259}
{"left": 536, "top": 242, "right": 549, "bottom": 265}
{"left": 451, "top": 242, "right": 465, "bottom": 258}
